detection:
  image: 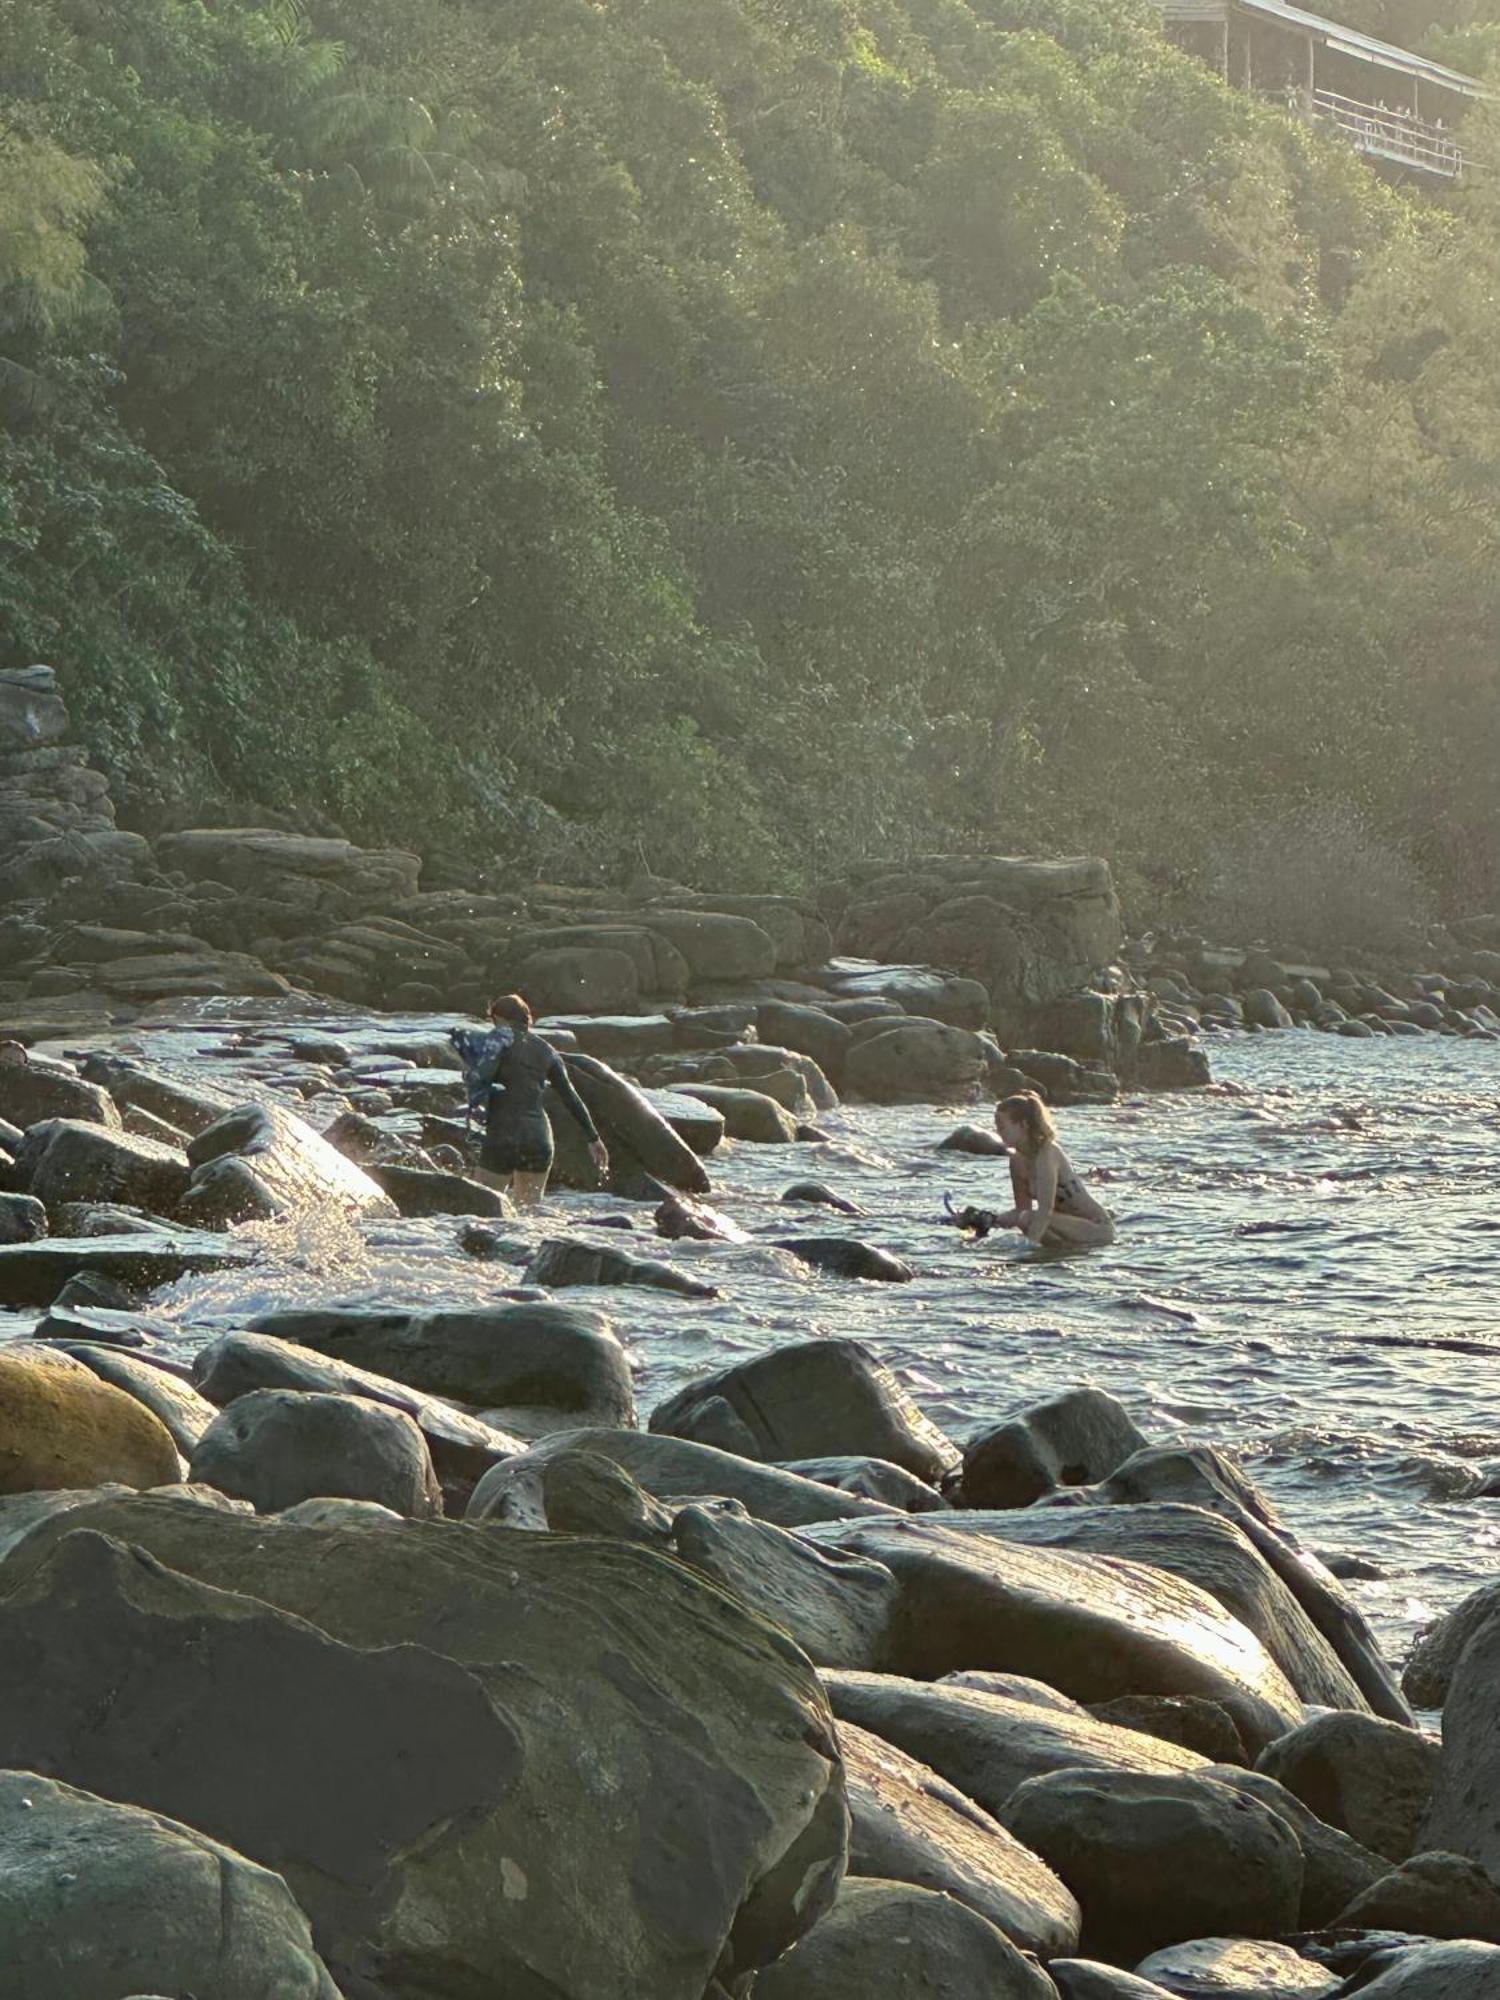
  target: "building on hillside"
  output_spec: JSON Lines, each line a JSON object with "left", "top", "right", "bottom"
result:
{"left": 1157, "top": 0, "right": 1487, "bottom": 181}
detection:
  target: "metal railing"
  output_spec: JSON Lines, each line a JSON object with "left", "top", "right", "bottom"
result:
{"left": 1309, "top": 86, "right": 1464, "bottom": 177}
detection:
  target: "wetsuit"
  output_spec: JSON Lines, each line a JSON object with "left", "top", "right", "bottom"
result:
{"left": 481, "top": 1031, "right": 599, "bottom": 1174}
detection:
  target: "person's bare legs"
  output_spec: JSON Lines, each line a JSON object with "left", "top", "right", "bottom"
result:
{"left": 474, "top": 1167, "right": 509, "bottom": 1194}
{"left": 1039, "top": 1212, "right": 1115, "bottom": 1248}
{"left": 509, "top": 1168, "right": 549, "bottom": 1211}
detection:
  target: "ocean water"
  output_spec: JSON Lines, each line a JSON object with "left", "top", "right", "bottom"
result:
{"left": 12, "top": 1014, "right": 1500, "bottom": 1670}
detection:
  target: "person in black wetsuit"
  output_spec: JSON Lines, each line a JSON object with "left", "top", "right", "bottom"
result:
{"left": 476, "top": 993, "right": 608, "bottom": 1208}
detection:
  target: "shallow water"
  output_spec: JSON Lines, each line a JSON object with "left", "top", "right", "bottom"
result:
{"left": 15, "top": 1013, "right": 1500, "bottom": 1669}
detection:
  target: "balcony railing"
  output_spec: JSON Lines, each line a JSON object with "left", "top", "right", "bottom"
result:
{"left": 1309, "top": 86, "right": 1464, "bottom": 177}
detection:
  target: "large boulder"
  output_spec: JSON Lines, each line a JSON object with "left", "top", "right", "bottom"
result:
{"left": 0, "top": 1192, "right": 45, "bottom": 1243}
{"left": 751, "top": 1878, "right": 1057, "bottom": 2000}
{"left": 1196, "top": 1762, "right": 1386, "bottom": 1927}
{"left": 368, "top": 1163, "right": 511, "bottom": 1217}
{"left": 78, "top": 1053, "right": 237, "bottom": 1136}
{"left": 0, "top": 1346, "right": 180, "bottom": 1493}
{"left": 1000, "top": 1769, "right": 1303, "bottom": 1963}
{"left": 0, "top": 1228, "right": 253, "bottom": 1308}
{"left": 756, "top": 1002, "right": 853, "bottom": 1079}
{"left": 247, "top": 1302, "right": 636, "bottom": 1435}
{"left": 188, "top": 1390, "right": 444, "bottom": 1519}
{"left": 944, "top": 1503, "right": 1372, "bottom": 1712}
{"left": 13, "top": 1118, "right": 190, "bottom": 1215}
{"left": 840, "top": 1719, "right": 1081, "bottom": 1957}
{"left": 1419, "top": 1603, "right": 1500, "bottom": 1874}
{"left": 962, "top": 1390, "right": 1148, "bottom": 1508}
{"left": 1132, "top": 1939, "right": 1338, "bottom": 1997}
{"left": 191, "top": 1330, "right": 522, "bottom": 1508}
{"left": 0, "top": 1062, "right": 120, "bottom": 1130}
{"left": 1255, "top": 1711, "right": 1439, "bottom": 1862}
{"left": 1096, "top": 1444, "right": 1410, "bottom": 1723}
{"left": 1345, "top": 1941, "right": 1500, "bottom": 1996}
{"left": 650, "top": 1340, "right": 958, "bottom": 1483}
{"left": 1050, "top": 1965, "right": 1178, "bottom": 2000}
{"left": 1403, "top": 1578, "right": 1500, "bottom": 1709}
{"left": 0, "top": 1502, "right": 846, "bottom": 1996}
{"left": 468, "top": 1427, "right": 897, "bottom": 1530}
{"left": 50, "top": 1342, "right": 220, "bottom": 1457}
{"left": 827, "top": 1671, "right": 1205, "bottom": 1820}
{"left": 185, "top": 1103, "right": 395, "bottom": 1220}
{"left": 0, "top": 1767, "right": 342, "bottom": 2000}
{"left": 677, "top": 1083, "right": 798, "bottom": 1143}
{"left": 636, "top": 907, "right": 777, "bottom": 984}
{"left": 785, "top": 1455, "right": 950, "bottom": 1512}
{"left": 1336, "top": 1849, "right": 1500, "bottom": 1940}
{"left": 154, "top": 827, "right": 420, "bottom": 905}
{"left": 807, "top": 1515, "right": 1303, "bottom": 1752}
{"left": 552, "top": 1052, "right": 712, "bottom": 1194}
{"left": 844, "top": 1019, "right": 986, "bottom": 1102}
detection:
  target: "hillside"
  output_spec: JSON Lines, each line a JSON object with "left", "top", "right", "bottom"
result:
{"left": 2, "top": 0, "right": 1497, "bottom": 918}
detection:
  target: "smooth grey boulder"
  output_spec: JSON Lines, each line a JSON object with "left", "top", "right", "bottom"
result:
{"left": 843, "top": 1019, "right": 986, "bottom": 1101}
{"left": 246, "top": 1301, "right": 636, "bottom": 1434}
{"left": 13, "top": 1118, "right": 190, "bottom": 1215}
{"left": 962, "top": 1389, "right": 1148, "bottom": 1508}
{"left": 677, "top": 1083, "right": 798, "bottom": 1142}
{"left": 0, "top": 1500, "right": 848, "bottom": 1998}
{"left": 191, "top": 1331, "right": 523, "bottom": 1506}
{"left": 1256, "top": 1710, "right": 1439, "bottom": 1861}
{"left": 0, "top": 1192, "right": 46, "bottom": 1243}
{"left": 1197, "top": 1762, "right": 1386, "bottom": 1927}
{"left": 783, "top": 1455, "right": 948, "bottom": 1512}
{"left": 185, "top": 1103, "right": 395, "bottom": 1219}
{"left": 368, "top": 1162, "right": 511, "bottom": 1217}
{"left": 1132, "top": 1938, "right": 1338, "bottom": 1997}
{"left": 0, "top": 1062, "right": 121, "bottom": 1130}
{"left": 0, "top": 1767, "right": 342, "bottom": 2000}
{"left": 1050, "top": 1964, "right": 1178, "bottom": 2000}
{"left": 807, "top": 1515, "right": 1303, "bottom": 1752}
{"left": 1328, "top": 1940, "right": 1500, "bottom": 1996}
{"left": 1420, "top": 1603, "right": 1500, "bottom": 1875}
{"left": 524, "top": 1234, "right": 718, "bottom": 1298}
{"left": 1095, "top": 1444, "right": 1410, "bottom": 1723}
{"left": 52, "top": 1343, "right": 219, "bottom": 1456}
{"left": 467, "top": 1427, "right": 897, "bottom": 1530}
{"left": 826, "top": 1671, "right": 1207, "bottom": 1819}
{"left": 1335, "top": 1849, "right": 1500, "bottom": 1940}
{"left": 755, "top": 1002, "right": 853, "bottom": 1079}
{"left": 751, "top": 1878, "right": 1057, "bottom": 2000}
{"left": 1001, "top": 1769, "right": 1303, "bottom": 1963}
{"left": 839, "top": 1720, "right": 1081, "bottom": 1957}
{"left": 1403, "top": 1578, "right": 1500, "bottom": 1708}
{"left": 771, "top": 1237, "right": 916, "bottom": 1282}
{"left": 956, "top": 1502, "right": 1369, "bottom": 1712}
{"left": 188, "top": 1390, "right": 444, "bottom": 1519}
{"left": 1088, "top": 1694, "right": 1247, "bottom": 1766}
{"left": 554, "top": 1052, "right": 711, "bottom": 1194}
{"left": 652, "top": 1340, "right": 957, "bottom": 1482}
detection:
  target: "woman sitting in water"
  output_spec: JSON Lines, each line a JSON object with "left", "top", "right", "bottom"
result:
{"left": 992, "top": 1091, "right": 1115, "bottom": 1248}
{"left": 473, "top": 993, "right": 608, "bottom": 1209}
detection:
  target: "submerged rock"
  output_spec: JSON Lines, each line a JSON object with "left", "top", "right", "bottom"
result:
{"left": 650, "top": 1339, "right": 957, "bottom": 1482}
{"left": 0, "top": 1346, "right": 180, "bottom": 1493}
{"left": 0, "top": 1767, "right": 341, "bottom": 2000}
{"left": 780, "top": 1180, "right": 865, "bottom": 1216}
{"left": 771, "top": 1236, "right": 915, "bottom": 1281}
{"left": 524, "top": 1234, "right": 718, "bottom": 1298}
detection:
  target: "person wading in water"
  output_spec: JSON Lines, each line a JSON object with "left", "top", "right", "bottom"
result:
{"left": 471, "top": 993, "right": 608, "bottom": 1209}
{"left": 992, "top": 1090, "right": 1115, "bottom": 1248}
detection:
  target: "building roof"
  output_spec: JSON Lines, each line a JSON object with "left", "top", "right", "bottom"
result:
{"left": 1161, "top": 0, "right": 1490, "bottom": 97}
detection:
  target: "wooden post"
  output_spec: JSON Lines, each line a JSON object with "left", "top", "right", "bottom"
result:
{"left": 1219, "top": 14, "right": 1230, "bottom": 78}
{"left": 1304, "top": 29, "right": 1316, "bottom": 95}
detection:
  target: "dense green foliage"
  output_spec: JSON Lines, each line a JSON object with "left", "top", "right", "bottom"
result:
{"left": 1, "top": 0, "right": 1496, "bottom": 915}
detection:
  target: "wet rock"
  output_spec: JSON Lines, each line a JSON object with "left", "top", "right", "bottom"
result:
{"left": 651, "top": 1340, "right": 958, "bottom": 1482}
{"left": 79, "top": 1054, "right": 236, "bottom": 1137}
{"left": 751, "top": 1878, "right": 1056, "bottom": 2000}
{"left": 1336, "top": 1849, "right": 1500, "bottom": 1940}
{"left": 247, "top": 1302, "right": 636, "bottom": 1436}
{"left": 809, "top": 1515, "right": 1303, "bottom": 1752}
{"left": 51, "top": 1268, "right": 137, "bottom": 1310}
{"left": 960, "top": 1503, "right": 1371, "bottom": 1712}
{"left": 367, "top": 1161, "right": 511, "bottom": 1217}
{"left": 1133, "top": 1038, "right": 1212, "bottom": 1089}
{"left": 1314, "top": 1939, "right": 1500, "bottom": 1995}
{"left": 0, "top": 1768, "right": 342, "bottom": 2000}
{"left": 524, "top": 1234, "right": 718, "bottom": 1298}
{"left": 677, "top": 1082, "right": 798, "bottom": 1142}
{"left": 654, "top": 1192, "right": 747, "bottom": 1242}
{"left": 0, "top": 1061, "right": 120, "bottom": 1130}
{"left": 772, "top": 1236, "right": 916, "bottom": 1282}
{"left": 0, "top": 1228, "right": 253, "bottom": 1307}
{"left": 0, "top": 1497, "right": 846, "bottom": 1996}
{"left": 553, "top": 1052, "right": 712, "bottom": 1194}
{"left": 188, "top": 1389, "right": 443, "bottom": 1518}
{"left": 0, "top": 1345, "right": 180, "bottom": 1492}
{"left": 785, "top": 1455, "right": 949, "bottom": 1512}
{"left": 14, "top": 1118, "right": 190, "bottom": 1216}
{"left": 1132, "top": 1938, "right": 1338, "bottom": 1997}
{"left": 1097, "top": 1444, "right": 1411, "bottom": 1722}
{"left": 177, "top": 1153, "right": 283, "bottom": 1226}
{"left": 192, "top": 1330, "right": 523, "bottom": 1510}
{"left": 647, "top": 1088, "right": 727, "bottom": 1156}
{"left": 962, "top": 1390, "right": 1148, "bottom": 1509}
{"left": 1002, "top": 1769, "right": 1303, "bottom": 1962}
{"left": 1402, "top": 1578, "right": 1500, "bottom": 1708}
{"left": 1198, "top": 1762, "right": 1386, "bottom": 1927}
{"left": 467, "top": 1427, "right": 897, "bottom": 1530}
{"left": 0, "top": 1191, "right": 45, "bottom": 1242}
{"left": 827, "top": 1671, "right": 1206, "bottom": 1820}
{"left": 1244, "top": 988, "right": 1296, "bottom": 1029}
{"left": 34, "top": 1301, "right": 160, "bottom": 1348}
{"left": 839, "top": 1720, "right": 1082, "bottom": 1957}
{"left": 844, "top": 1019, "right": 986, "bottom": 1101}
{"left": 185, "top": 1102, "right": 395, "bottom": 1219}
{"left": 1088, "top": 1695, "right": 1248, "bottom": 1766}
{"left": 51, "top": 1343, "right": 218, "bottom": 1456}
{"left": 939, "top": 1121, "right": 1009, "bottom": 1155}
{"left": 1256, "top": 1711, "right": 1439, "bottom": 1862}
{"left": 780, "top": 1180, "right": 864, "bottom": 1215}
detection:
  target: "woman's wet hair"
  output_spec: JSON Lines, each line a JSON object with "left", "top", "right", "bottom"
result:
{"left": 996, "top": 1089, "right": 1056, "bottom": 1154}
{"left": 487, "top": 992, "right": 533, "bottom": 1029}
